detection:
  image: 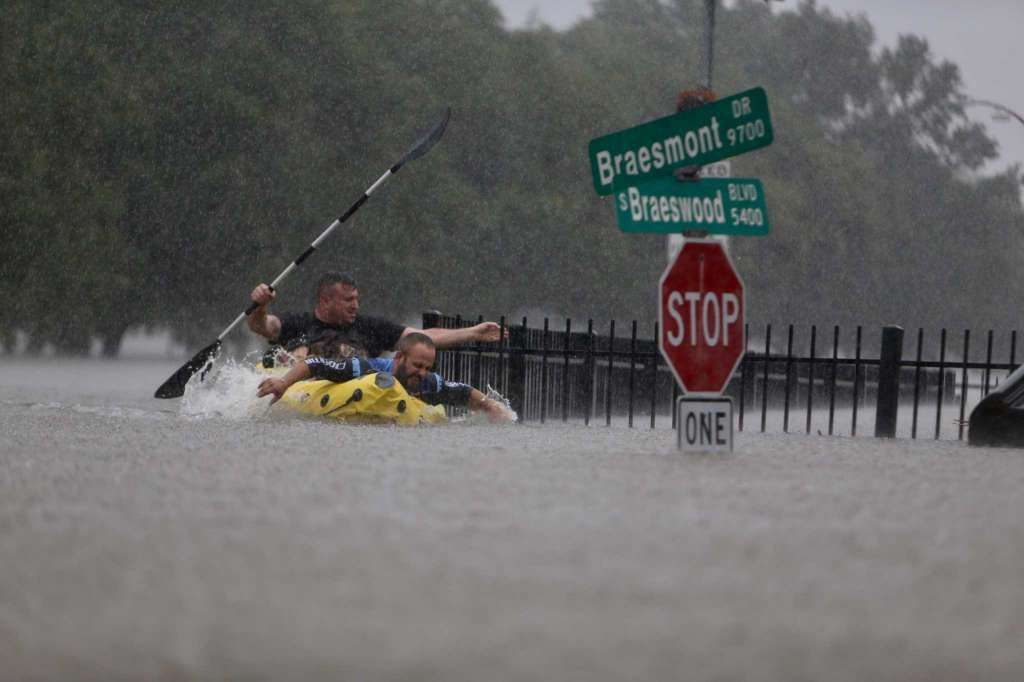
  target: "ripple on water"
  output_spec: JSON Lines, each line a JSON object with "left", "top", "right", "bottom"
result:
{"left": 13, "top": 400, "right": 170, "bottom": 421}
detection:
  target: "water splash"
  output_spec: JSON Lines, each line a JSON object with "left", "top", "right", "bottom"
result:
{"left": 180, "top": 356, "right": 273, "bottom": 420}
{"left": 412, "top": 383, "right": 517, "bottom": 425}
{"left": 484, "top": 384, "right": 518, "bottom": 423}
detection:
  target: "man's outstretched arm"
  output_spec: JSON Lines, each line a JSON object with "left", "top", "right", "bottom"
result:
{"left": 419, "top": 376, "right": 514, "bottom": 423}
{"left": 406, "top": 321, "right": 507, "bottom": 348}
{"left": 256, "top": 356, "right": 367, "bottom": 404}
{"left": 256, "top": 361, "right": 311, "bottom": 404}
{"left": 467, "top": 388, "right": 515, "bottom": 422}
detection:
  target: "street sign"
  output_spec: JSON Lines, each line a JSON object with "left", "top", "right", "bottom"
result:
{"left": 698, "top": 159, "right": 731, "bottom": 178}
{"left": 616, "top": 177, "right": 769, "bottom": 235}
{"left": 668, "top": 161, "right": 734, "bottom": 263}
{"left": 589, "top": 87, "right": 773, "bottom": 195}
{"left": 676, "top": 397, "right": 733, "bottom": 453}
{"left": 659, "top": 239, "right": 745, "bottom": 395}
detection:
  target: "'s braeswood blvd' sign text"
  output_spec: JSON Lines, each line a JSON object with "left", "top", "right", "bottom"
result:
{"left": 615, "top": 177, "right": 769, "bottom": 235}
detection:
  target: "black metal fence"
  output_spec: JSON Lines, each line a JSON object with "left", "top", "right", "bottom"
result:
{"left": 423, "top": 313, "right": 1020, "bottom": 440}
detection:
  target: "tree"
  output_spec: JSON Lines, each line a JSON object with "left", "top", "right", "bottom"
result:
{"left": 2, "top": 0, "right": 1021, "bottom": 355}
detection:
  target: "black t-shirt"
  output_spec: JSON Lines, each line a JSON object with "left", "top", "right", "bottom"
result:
{"left": 275, "top": 312, "right": 405, "bottom": 359}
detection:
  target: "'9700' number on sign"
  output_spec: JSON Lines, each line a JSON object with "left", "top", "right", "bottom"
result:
{"left": 726, "top": 120, "right": 767, "bottom": 146}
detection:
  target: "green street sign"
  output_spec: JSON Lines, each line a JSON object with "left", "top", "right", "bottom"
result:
{"left": 588, "top": 87, "right": 773, "bottom": 196}
{"left": 615, "top": 177, "right": 769, "bottom": 235}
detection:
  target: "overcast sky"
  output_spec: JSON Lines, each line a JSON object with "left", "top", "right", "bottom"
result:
{"left": 493, "top": 0, "right": 1024, "bottom": 176}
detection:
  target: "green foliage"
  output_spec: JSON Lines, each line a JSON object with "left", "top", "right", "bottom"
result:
{"left": 1, "top": 0, "right": 1022, "bottom": 354}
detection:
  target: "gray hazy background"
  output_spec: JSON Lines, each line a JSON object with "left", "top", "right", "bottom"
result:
{"left": 496, "top": 0, "right": 1024, "bottom": 177}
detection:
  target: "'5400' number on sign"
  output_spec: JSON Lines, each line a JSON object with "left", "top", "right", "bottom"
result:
{"left": 729, "top": 207, "right": 765, "bottom": 227}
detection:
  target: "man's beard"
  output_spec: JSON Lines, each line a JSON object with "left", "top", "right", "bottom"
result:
{"left": 393, "top": 363, "right": 420, "bottom": 392}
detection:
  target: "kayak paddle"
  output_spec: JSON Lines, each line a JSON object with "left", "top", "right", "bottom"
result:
{"left": 154, "top": 108, "right": 452, "bottom": 399}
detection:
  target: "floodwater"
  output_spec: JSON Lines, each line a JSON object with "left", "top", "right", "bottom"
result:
{"left": 1, "top": 357, "right": 1023, "bottom": 681}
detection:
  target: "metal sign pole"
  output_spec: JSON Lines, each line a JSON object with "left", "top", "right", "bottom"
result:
{"left": 704, "top": 0, "right": 716, "bottom": 89}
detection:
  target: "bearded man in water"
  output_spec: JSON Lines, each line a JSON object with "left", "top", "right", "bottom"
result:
{"left": 256, "top": 333, "right": 513, "bottom": 422}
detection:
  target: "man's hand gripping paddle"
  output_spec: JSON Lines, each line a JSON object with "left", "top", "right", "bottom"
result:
{"left": 154, "top": 108, "right": 451, "bottom": 399}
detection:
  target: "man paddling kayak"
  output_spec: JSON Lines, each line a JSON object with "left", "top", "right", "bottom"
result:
{"left": 256, "top": 332, "right": 513, "bottom": 422}
{"left": 248, "top": 271, "right": 505, "bottom": 360}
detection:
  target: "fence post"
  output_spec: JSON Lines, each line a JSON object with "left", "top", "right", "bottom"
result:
{"left": 874, "top": 325, "right": 904, "bottom": 438}
{"left": 422, "top": 310, "right": 443, "bottom": 330}
{"left": 423, "top": 311, "right": 446, "bottom": 378}
{"left": 508, "top": 319, "right": 528, "bottom": 421}
{"left": 581, "top": 320, "right": 595, "bottom": 424}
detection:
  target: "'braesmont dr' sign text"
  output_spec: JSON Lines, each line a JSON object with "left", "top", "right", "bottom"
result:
{"left": 588, "top": 87, "right": 773, "bottom": 196}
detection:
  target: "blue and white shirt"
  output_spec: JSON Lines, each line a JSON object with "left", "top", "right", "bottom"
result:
{"left": 304, "top": 356, "right": 473, "bottom": 407}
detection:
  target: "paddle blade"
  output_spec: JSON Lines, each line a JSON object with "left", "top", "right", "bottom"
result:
{"left": 395, "top": 107, "right": 451, "bottom": 168}
{"left": 154, "top": 339, "right": 222, "bottom": 399}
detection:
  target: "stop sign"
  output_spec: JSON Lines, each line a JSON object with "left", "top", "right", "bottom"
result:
{"left": 659, "top": 239, "right": 745, "bottom": 395}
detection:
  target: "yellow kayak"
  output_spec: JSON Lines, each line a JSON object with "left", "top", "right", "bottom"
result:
{"left": 276, "top": 371, "right": 447, "bottom": 426}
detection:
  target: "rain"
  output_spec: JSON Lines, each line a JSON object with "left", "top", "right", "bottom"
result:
{"left": 2, "top": 1, "right": 1024, "bottom": 679}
